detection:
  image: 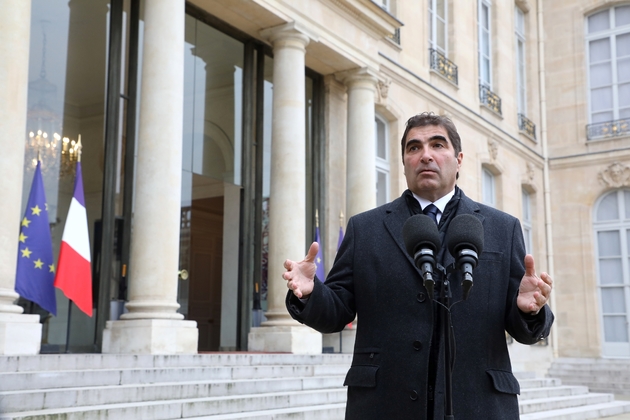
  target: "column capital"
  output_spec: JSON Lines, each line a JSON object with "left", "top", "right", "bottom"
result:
{"left": 260, "top": 22, "right": 315, "bottom": 50}
{"left": 335, "top": 67, "right": 379, "bottom": 89}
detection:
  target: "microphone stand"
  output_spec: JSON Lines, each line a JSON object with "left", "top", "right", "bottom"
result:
{"left": 436, "top": 264, "right": 455, "bottom": 420}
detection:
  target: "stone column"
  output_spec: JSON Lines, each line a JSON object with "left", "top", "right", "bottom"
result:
{"left": 0, "top": 0, "right": 43, "bottom": 355}
{"left": 342, "top": 69, "right": 378, "bottom": 219}
{"left": 248, "top": 23, "right": 321, "bottom": 354}
{"left": 102, "top": 0, "right": 197, "bottom": 354}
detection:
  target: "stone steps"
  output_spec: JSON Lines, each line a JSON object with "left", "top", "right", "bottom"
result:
{"left": 0, "top": 376, "right": 347, "bottom": 413}
{"left": 521, "top": 385, "right": 591, "bottom": 400}
{"left": 520, "top": 393, "right": 617, "bottom": 415}
{"left": 520, "top": 401, "right": 630, "bottom": 420}
{"left": 548, "top": 358, "right": 630, "bottom": 395}
{"left": 1, "top": 354, "right": 629, "bottom": 419}
{"left": 184, "top": 404, "right": 346, "bottom": 419}
{"left": 0, "top": 364, "right": 350, "bottom": 392}
{"left": 0, "top": 354, "right": 350, "bottom": 420}
{"left": 0, "top": 389, "right": 348, "bottom": 420}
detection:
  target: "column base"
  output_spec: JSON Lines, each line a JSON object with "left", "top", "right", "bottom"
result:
{"left": 0, "top": 313, "right": 42, "bottom": 355}
{"left": 248, "top": 325, "right": 322, "bottom": 354}
{"left": 102, "top": 319, "right": 198, "bottom": 354}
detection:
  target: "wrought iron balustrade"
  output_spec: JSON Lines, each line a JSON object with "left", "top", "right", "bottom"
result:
{"left": 429, "top": 48, "right": 458, "bottom": 85}
{"left": 479, "top": 84, "right": 502, "bottom": 115}
{"left": 518, "top": 113, "right": 536, "bottom": 140}
{"left": 388, "top": 28, "right": 400, "bottom": 44}
{"left": 586, "top": 118, "right": 630, "bottom": 140}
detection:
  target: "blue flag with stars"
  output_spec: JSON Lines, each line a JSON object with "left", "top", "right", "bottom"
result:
{"left": 15, "top": 161, "right": 57, "bottom": 315}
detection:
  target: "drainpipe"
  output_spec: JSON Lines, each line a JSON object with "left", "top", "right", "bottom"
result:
{"left": 537, "top": 0, "right": 558, "bottom": 359}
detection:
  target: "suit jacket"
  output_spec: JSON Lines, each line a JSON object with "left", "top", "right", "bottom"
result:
{"left": 286, "top": 189, "right": 554, "bottom": 420}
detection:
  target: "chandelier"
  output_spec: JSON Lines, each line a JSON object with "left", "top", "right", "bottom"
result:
{"left": 24, "top": 21, "right": 81, "bottom": 179}
{"left": 26, "top": 130, "right": 81, "bottom": 178}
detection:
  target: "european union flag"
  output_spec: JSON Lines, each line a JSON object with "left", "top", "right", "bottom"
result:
{"left": 15, "top": 160, "right": 57, "bottom": 315}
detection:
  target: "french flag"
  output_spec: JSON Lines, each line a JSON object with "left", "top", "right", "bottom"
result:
{"left": 54, "top": 162, "right": 93, "bottom": 316}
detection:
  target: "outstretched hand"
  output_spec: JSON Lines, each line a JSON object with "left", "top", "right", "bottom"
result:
{"left": 283, "top": 242, "right": 319, "bottom": 299}
{"left": 517, "top": 254, "right": 553, "bottom": 315}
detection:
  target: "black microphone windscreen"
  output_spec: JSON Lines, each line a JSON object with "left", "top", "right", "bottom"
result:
{"left": 403, "top": 214, "right": 441, "bottom": 257}
{"left": 445, "top": 214, "right": 484, "bottom": 256}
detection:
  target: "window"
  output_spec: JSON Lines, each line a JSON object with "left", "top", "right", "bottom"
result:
{"left": 478, "top": 0, "right": 492, "bottom": 88}
{"left": 429, "top": 0, "right": 458, "bottom": 85}
{"left": 586, "top": 6, "right": 630, "bottom": 124}
{"left": 374, "top": 0, "right": 390, "bottom": 12}
{"left": 429, "top": 0, "right": 447, "bottom": 56}
{"left": 515, "top": 7, "right": 526, "bottom": 115}
{"left": 375, "top": 115, "right": 390, "bottom": 206}
{"left": 482, "top": 168, "right": 495, "bottom": 207}
{"left": 522, "top": 189, "right": 532, "bottom": 253}
{"left": 594, "top": 189, "right": 630, "bottom": 357}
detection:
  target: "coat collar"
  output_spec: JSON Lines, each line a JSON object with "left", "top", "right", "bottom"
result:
{"left": 383, "top": 188, "right": 484, "bottom": 268}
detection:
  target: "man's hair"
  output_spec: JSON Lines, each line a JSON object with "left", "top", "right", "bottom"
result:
{"left": 400, "top": 112, "right": 462, "bottom": 159}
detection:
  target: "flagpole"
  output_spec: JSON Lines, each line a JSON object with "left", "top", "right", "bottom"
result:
{"left": 65, "top": 300, "right": 72, "bottom": 353}
{"left": 64, "top": 135, "right": 82, "bottom": 354}
{"left": 339, "top": 211, "right": 344, "bottom": 353}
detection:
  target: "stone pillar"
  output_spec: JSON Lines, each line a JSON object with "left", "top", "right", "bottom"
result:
{"left": 248, "top": 23, "right": 321, "bottom": 354}
{"left": 102, "top": 0, "right": 197, "bottom": 354}
{"left": 0, "top": 0, "right": 43, "bottom": 355}
{"left": 343, "top": 69, "right": 378, "bottom": 219}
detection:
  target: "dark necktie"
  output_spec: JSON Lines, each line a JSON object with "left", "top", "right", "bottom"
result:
{"left": 423, "top": 204, "right": 439, "bottom": 225}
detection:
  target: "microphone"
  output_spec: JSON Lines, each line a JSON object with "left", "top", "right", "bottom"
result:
{"left": 403, "top": 214, "right": 441, "bottom": 297}
{"left": 444, "top": 214, "right": 484, "bottom": 300}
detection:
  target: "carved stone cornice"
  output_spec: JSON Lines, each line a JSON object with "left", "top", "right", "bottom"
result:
{"left": 325, "top": 0, "right": 403, "bottom": 39}
{"left": 259, "top": 21, "right": 317, "bottom": 47}
{"left": 487, "top": 138, "right": 498, "bottom": 161}
{"left": 377, "top": 78, "right": 391, "bottom": 101}
{"left": 523, "top": 162, "right": 535, "bottom": 185}
{"left": 335, "top": 67, "right": 379, "bottom": 88}
{"left": 599, "top": 161, "right": 630, "bottom": 188}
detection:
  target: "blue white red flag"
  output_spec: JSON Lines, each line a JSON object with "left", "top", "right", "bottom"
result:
{"left": 54, "top": 162, "right": 93, "bottom": 316}
{"left": 15, "top": 161, "right": 57, "bottom": 315}
{"left": 315, "top": 227, "right": 325, "bottom": 282}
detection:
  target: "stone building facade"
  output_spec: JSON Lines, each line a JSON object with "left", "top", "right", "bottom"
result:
{"left": 0, "top": 0, "right": 626, "bottom": 369}
{"left": 545, "top": 0, "right": 630, "bottom": 359}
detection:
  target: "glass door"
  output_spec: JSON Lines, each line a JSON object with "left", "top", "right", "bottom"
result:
{"left": 180, "top": 14, "right": 244, "bottom": 351}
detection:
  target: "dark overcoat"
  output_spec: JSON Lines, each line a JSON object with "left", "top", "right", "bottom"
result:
{"left": 286, "top": 189, "right": 554, "bottom": 420}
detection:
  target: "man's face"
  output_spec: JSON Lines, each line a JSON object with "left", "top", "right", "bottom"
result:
{"left": 403, "top": 125, "right": 463, "bottom": 202}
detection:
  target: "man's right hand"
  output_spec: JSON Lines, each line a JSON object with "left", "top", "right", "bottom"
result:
{"left": 283, "top": 242, "right": 319, "bottom": 299}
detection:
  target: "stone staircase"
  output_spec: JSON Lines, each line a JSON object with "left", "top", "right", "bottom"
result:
{"left": 548, "top": 358, "right": 630, "bottom": 396}
{"left": 0, "top": 354, "right": 629, "bottom": 419}
{"left": 0, "top": 353, "right": 351, "bottom": 420}
{"left": 518, "top": 371, "right": 630, "bottom": 419}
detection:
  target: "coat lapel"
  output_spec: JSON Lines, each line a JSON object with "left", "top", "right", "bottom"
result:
{"left": 383, "top": 194, "right": 418, "bottom": 271}
{"left": 383, "top": 189, "right": 485, "bottom": 272}
{"left": 456, "top": 190, "right": 485, "bottom": 225}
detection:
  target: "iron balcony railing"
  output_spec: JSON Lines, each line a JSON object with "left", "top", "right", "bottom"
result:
{"left": 586, "top": 118, "right": 630, "bottom": 140}
{"left": 389, "top": 28, "right": 400, "bottom": 44}
{"left": 429, "top": 48, "right": 458, "bottom": 85}
{"left": 479, "top": 84, "right": 502, "bottom": 115}
{"left": 518, "top": 113, "right": 536, "bottom": 140}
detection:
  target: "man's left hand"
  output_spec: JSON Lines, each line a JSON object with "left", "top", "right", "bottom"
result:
{"left": 517, "top": 254, "right": 553, "bottom": 315}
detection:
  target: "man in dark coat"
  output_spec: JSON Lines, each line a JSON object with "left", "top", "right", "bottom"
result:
{"left": 284, "top": 112, "right": 554, "bottom": 419}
